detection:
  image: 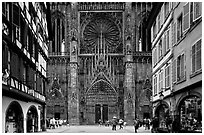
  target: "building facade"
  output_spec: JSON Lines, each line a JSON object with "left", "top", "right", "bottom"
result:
{"left": 151, "top": 2, "right": 202, "bottom": 132}
{"left": 46, "top": 2, "right": 153, "bottom": 125}
{"left": 2, "top": 2, "right": 50, "bottom": 133}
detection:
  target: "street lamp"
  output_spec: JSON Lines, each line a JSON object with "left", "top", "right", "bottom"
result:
{"left": 159, "top": 91, "right": 164, "bottom": 101}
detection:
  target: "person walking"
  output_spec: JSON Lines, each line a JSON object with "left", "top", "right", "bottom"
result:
{"left": 147, "top": 118, "right": 151, "bottom": 130}
{"left": 151, "top": 116, "right": 159, "bottom": 133}
{"left": 119, "top": 119, "right": 124, "bottom": 129}
{"left": 112, "top": 116, "right": 117, "bottom": 131}
{"left": 98, "top": 119, "right": 102, "bottom": 126}
{"left": 172, "top": 116, "right": 181, "bottom": 133}
{"left": 133, "top": 118, "right": 140, "bottom": 133}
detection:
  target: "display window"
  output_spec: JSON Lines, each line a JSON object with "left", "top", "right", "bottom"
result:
{"left": 5, "top": 101, "right": 24, "bottom": 133}
{"left": 179, "top": 96, "right": 202, "bottom": 132}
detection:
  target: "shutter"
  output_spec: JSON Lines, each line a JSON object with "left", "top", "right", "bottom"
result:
{"left": 183, "top": 2, "right": 190, "bottom": 32}
{"left": 152, "top": 49, "right": 155, "bottom": 66}
{"left": 161, "top": 70, "right": 163, "bottom": 90}
{"left": 172, "top": 22, "right": 176, "bottom": 46}
{"left": 2, "top": 3, "right": 6, "bottom": 16}
{"left": 151, "top": 26, "right": 153, "bottom": 43}
{"left": 172, "top": 59, "right": 176, "bottom": 83}
{"left": 177, "top": 56, "right": 180, "bottom": 81}
{"left": 192, "top": 44, "right": 196, "bottom": 73}
{"left": 196, "top": 39, "right": 201, "bottom": 70}
{"left": 177, "top": 18, "right": 180, "bottom": 41}
{"left": 184, "top": 52, "right": 186, "bottom": 79}
{"left": 181, "top": 53, "right": 185, "bottom": 79}
{"left": 171, "top": 22, "right": 174, "bottom": 46}
{"left": 163, "top": 34, "right": 166, "bottom": 54}
{"left": 190, "top": 2, "right": 194, "bottom": 25}
{"left": 167, "top": 28, "right": 170, "bottom": 50}
{"left": 161, "top": 5, "right": 164, "bottom": 26}
{"left": 165, "top": 66, "right": 167, "bottom": 88}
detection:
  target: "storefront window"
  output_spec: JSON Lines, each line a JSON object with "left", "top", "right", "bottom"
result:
{"left": 5, "top": 102, "right": 24, "bottom": 133}
{"left": 179, "top": 96, "right": 202, "bottom": 132}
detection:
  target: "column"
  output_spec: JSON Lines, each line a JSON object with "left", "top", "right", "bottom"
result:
{"left": 23, "top": 117, "right": 27, "bottom": 133}
{"left": 38, "top": 109, "right": 41, "bottom": 132}
{"left": 68, "top": 40, "right": 79, "bottom": 125}
{"left": 124, "top": 56, "right": 135, "bottom": 124}
{"left": 55, "top": 19, "right": 57, "bottom": 53}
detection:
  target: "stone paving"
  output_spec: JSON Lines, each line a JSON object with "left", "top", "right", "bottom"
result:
{"left": 41, "top": 125, "right": 151, "bottom": 133}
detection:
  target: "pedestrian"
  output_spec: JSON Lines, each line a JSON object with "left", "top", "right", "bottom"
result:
{"left": 147, "top": 118, "right": 150, "bottom": 130}
{"left": 172, "top": 116, "right": 180, "bottom": 133}
{"left": 151, "top": 116, "right": 159, "bottom": 133}
{"left": 119, "top": 119, "right": 124, "bottom": 129}
{"left": 98, "top": 119, "right": 102, "bottom": 126}
{"left": 123, "top": 121, "right": 127, "bottom": 128}
{"left": 112, "top": 116, "right": 117, "bottom": 130}
{"left": 165, "top": 116, "right": 172, "bottom": 132}
{"left": 143, "top": 118, "right": 147, "bottom": 129}
{"left": 50, "top": 117, "right": 55, "bottom": 129}
{"left": 133, "top": 118, "right": 139, "bottom": 133}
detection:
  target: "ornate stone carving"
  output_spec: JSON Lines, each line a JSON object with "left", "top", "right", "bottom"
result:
{"left": 78, "top": 2, "right": 125, "bottom": 11}
{"left": 80, "top": 12, "right": 123, "bottom": 54}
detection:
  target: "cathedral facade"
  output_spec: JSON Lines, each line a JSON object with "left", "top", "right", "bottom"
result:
{"left": 46, "top": 2, "right": 153, "bottom": 125}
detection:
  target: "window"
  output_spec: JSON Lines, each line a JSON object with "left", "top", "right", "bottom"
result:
{"left": 159, "top": 70, "right": 163, "bottom": 92}
{"left": 177, "top": 53, "right": 185, "bottom": 81}
{"left": 177, "top": 14, "right": 183, "bottom": 41}
{"left": 157, "top": 13, "right": 161, "bottom": 31}
{"left": 13, "top": 3, "right": 21, "bottom": 41}
{"left": 165, "top": 64, "right": 170, "bottom": 88}
{"left": 164, "top": 2, "right": 170, "bottom": 18}
{"left": 3, "top": 43, "right": 8, "bottom": 70}
{"left": 34, "top": 73, "right": 37, "bottom": 90}
{"left": 23, "top": 64, "right": 27, "bottom": 83}
{"left": 183, "top": 2, "right": 190, "bottom": 32}
{"left": 153, "top": 48, "right": 157, "bottom": 66}
{"left": 153, "top": 21, "right": 157, "bottom": 39}
{"left": 153, "top": 75, "right": 157, "bottom": 95}
{"left": 163, "top": 27, "right": 170, "bottom": 54}
{"left": 2, "top": 2, "right": 10, "bottom": 20}
{"left": 193, "top": 2, "right": 202, "bottom": 21}
{"left": 192, "top": 39, "right": 201, "bottom": 73}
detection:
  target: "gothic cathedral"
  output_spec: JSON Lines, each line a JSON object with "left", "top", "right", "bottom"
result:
{"left": 46, "top": 2, "right": 152, "bottom": 125}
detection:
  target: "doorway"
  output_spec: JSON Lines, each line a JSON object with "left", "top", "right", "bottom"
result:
{"left": 102, "top": 104, "right": 108, "bottom": 123}
{"left": 95, "top": 104, "right": 109, "bottom": 124}
{"left": 95, "top": 104, "right": 101, "bottom": 124}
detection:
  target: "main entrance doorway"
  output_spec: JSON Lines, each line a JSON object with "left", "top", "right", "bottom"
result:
{"left": 85, "top": 80, "right": 117, "bottom": 124}
{"left": 95, "top": 104, "right": 108, "bottom": 124}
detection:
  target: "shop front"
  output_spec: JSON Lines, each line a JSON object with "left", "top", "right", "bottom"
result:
{"left": 178, "top": 95, "right": 202, "bottom": 132}
{"left": 155, "top": 103, "right": 170, "bottom": 129}
{"left": 26, "top": 106, "right": 38, "bottom": 133}
{"left": 5, "top": 101, "right": 24, "bottom": 133}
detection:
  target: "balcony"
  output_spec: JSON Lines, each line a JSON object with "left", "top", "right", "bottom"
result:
{"left": 2, "top": 75, "right": 46, "bottom": 103}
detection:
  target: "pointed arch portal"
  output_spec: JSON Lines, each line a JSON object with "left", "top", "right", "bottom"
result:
{"left": 85, "top": 80, "right": 118, "bottom": 124}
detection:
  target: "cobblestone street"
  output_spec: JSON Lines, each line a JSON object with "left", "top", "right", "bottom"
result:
{"left": 42, "top": 125, "right": 151, "bottom": 133}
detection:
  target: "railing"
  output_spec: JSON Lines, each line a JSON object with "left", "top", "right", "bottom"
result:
{"left": 48, "top": 52, "right": 69, "bottom": 56}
